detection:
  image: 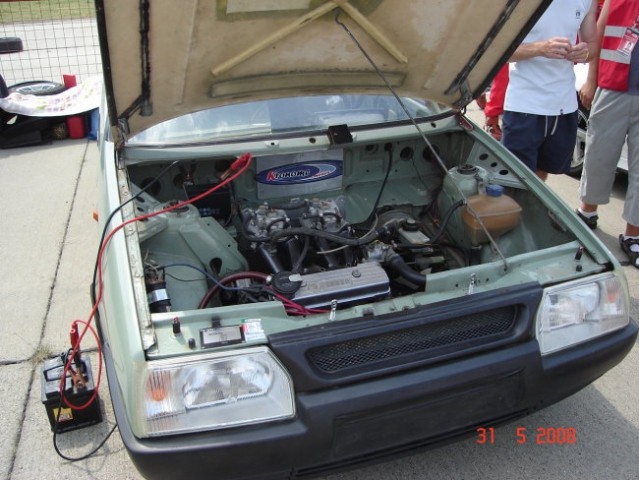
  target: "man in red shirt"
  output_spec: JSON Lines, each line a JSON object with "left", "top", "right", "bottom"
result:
{"left": 482, "top": 64, "right": 509, "bottom": 141}
{"left": 577, "top": 0, "right": 639, "bottom": 267}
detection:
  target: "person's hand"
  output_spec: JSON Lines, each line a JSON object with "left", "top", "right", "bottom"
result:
{"left": 566, "top": 42, "right": 590, "bottom": 63}
{"left": 579, "top": 79, "right": 597, "bottom": 110}
{"left": 539, "top": 37, "right": 573, "bottom": 59}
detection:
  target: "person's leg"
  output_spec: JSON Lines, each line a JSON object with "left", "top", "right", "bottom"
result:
{"left": 581, "top": 203, "right": 598, "bottom": 213}
{"left": 501, "top": 111, "right": 544, "bottom": 173}
{"left": 623, "top": 95, "right": 639, "bottom": 237}
{"left": 578, "top": 90, "right": 630, "bottom": 226}
{"left": 536, "top": 111, "right": 578, "bottom": 182}
{"left": 626, "top": 224, "right": 639, "bottom": 236}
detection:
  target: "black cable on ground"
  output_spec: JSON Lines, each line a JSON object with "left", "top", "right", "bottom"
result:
{"left": 53, "top": 419, "right": 118, "bottom": 462}
{"left": 58, "top": 161, "right": 179, "bottom": 461}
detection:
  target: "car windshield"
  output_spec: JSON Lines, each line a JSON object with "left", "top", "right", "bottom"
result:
{"left": 128, "top": 94, "right": 448, "bottom": 145}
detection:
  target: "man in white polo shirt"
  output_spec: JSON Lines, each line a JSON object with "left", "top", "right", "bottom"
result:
{"left": 502, "top": 0, "right": 598, "bottom": 181}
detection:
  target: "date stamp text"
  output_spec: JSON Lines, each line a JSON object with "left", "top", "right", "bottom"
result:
{"left": 476, "top": 427, "right": 577, "bottom": 445}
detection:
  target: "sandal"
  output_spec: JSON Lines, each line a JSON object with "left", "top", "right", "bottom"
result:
{"left": 619, "top": 234, "right": 639, "bottom": 268}
{"left": 575, "top": 209, "right": 598, "bottom": 230}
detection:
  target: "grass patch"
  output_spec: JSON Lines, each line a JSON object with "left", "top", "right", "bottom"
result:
{"left": 0, "top": 0, "right": 95, "bottom": 23}
{"left": 29, "top": 343, "right": 55, "bottom": 367}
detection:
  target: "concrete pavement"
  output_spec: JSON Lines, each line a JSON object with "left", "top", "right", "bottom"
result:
{"left": 0, "top": 139, "right": 142, "bottom": 480}
{"left": 0, "top": 106, "right": 637, "bottom": 480}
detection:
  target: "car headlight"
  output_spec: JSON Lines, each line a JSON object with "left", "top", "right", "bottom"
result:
{"left": 135, "top": 347, "right": 295, "bottom": 437}
{"left": 537, "top": 273, "right": 629, "bottom": 355}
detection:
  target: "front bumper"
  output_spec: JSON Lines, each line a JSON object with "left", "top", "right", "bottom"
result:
{"left": 105, "top": 319, "right": 637, "bottom": 480}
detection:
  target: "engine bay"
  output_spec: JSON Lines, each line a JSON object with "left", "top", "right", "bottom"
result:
{"left": 126, "top": 130, "right": 580, "bottom": 326}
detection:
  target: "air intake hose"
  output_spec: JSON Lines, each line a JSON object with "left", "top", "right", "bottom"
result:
{"left": 385, "top": 253, "right": 426, "bottom": 288}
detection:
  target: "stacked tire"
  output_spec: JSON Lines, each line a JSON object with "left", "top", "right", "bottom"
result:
{"left": 0, "top": 37, "right": 23, "bottom": 54}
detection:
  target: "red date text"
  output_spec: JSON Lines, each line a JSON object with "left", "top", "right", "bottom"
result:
{"left": 476, "top": 426, "right": 577, "bottom": 445}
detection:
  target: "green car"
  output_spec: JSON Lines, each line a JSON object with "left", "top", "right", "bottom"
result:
{"left": 94, "top": 1, "right": 637, "bottom": 479}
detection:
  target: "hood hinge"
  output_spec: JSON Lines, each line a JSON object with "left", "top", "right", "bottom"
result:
{"left": 455, "top": 109, "right": 475, "bottom": 131}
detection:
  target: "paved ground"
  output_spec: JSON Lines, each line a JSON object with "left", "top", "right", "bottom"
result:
{"left": 0, "top": 104, "right": 637, "bottom": 480}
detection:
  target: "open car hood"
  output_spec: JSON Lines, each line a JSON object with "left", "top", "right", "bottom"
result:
{"left": 96, "top": 0, "right": 550, "bottom": 139}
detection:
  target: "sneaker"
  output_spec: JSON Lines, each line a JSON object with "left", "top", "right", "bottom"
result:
{"left": 484, "top": 116, "right": 502, "bottom": 141}
{"left": 476, "top": 92, "right": 487, "bottom": 110}
{"left": 619, "top": 235, "right": 639, "bottom": 268}
{"left": 575, "top": 209, "right": 598, "bottom": 230}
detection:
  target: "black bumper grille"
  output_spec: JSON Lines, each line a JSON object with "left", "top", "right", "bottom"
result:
{"left": 308, "top": 307, "right": 515, "bottom": 374}
{"left": 269, "top": 282, "right": 541, "bottom": 391}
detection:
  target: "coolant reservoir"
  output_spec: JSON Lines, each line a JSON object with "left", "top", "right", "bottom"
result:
{"left": 445, "top": 164, "right": 488, "bottom": 198}
{"left": 462, "top": 184, "right": 521, "bottom": 245}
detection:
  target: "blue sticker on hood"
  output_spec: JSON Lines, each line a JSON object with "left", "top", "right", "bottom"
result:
{"left": 257, "top": 161, "right": 342, "bottom": 185}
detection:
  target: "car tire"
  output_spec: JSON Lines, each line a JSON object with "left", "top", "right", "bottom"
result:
{"left": 8, "top": 80, "right": 66, "bottom": 96}
{"left": 0, "top": 74, "right": 8, "bottom": 98}
{"left": 568, "top": 104, "right": 589, "bottom": 177}
{"left": 0, "top": 37, "right": 23, "bottom": 54}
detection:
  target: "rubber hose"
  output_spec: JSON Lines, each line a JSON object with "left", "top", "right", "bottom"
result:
{"left": 387, "top": 255, "right": 427, "bottom": 287}
{"left": 429, "top": 199, "right": 465, "bottom": 244}
{"left": 269, "top": 226, "right": 380, "bottom": 246}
